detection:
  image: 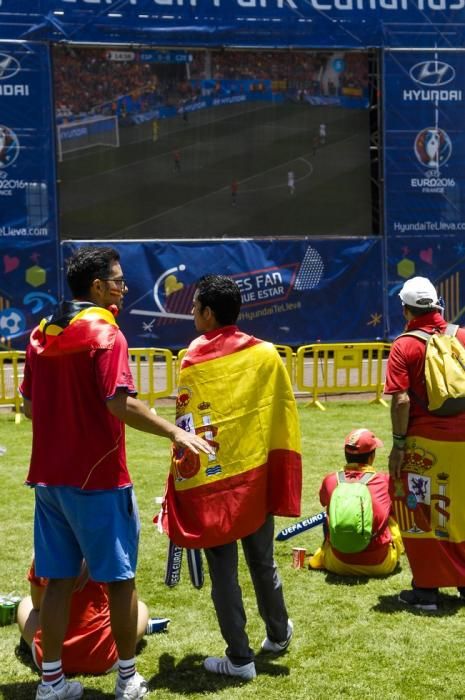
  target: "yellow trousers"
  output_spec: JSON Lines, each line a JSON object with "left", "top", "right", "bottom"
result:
{"left": 308, "top": 518, "right": 404, "bottom": 577}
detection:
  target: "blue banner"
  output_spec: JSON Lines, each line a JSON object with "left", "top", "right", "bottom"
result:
{"left": 129, "top": 91, "right": 270, "bottom": 125}
{"left": 0, "top": 239, "right": 60, "bottom": 349}
{"left": 1, "top": 1, "right": 464, "bottom": 48}
{"left": 387, "top": 234, "right": 465, "bottom": 339}
{"left": 384, "top": 51, "right": 465, "bottom": 240}
{"left": 0, "top": 42, "right": 59, "bottom": 348}
{"left": 0, "top": 43, "right": 57, "bottom": 235}
{"left": 62, "top": 238, "right": 384, "bottom": 349}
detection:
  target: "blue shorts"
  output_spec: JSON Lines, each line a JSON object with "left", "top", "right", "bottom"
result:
{"left": 34, "top": 485, "right": 140, "bottom": 582}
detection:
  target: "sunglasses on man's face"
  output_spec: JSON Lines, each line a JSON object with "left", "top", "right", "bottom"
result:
{"left": 101, "top": 277, "right": 127, "bottom": 288}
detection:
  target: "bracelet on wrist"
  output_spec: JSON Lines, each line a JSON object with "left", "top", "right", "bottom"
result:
{"left": 392, "top": 434, "right": 406, "bottom": 449}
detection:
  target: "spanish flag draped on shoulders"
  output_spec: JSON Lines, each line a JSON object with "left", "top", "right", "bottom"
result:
{"left": 161, "top": 325, "right": 302, "bottom": 549}
{"left": 29, "top": 301, "right": 119, "bottom": 356}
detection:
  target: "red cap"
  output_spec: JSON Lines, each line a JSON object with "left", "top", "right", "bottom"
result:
{"left": 344, "top": 428, "right": 383, "bottom": 454}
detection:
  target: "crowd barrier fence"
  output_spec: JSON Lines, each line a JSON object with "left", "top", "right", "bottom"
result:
{"left": 0, "top": 351, "right": 26, "bottom": 424}
{"left": 1, "top": 341, "right": 390, "bottom": 423}
{"left": 128, "top": 348, "right": 174, "bottom": 410}
{"left": 295, "top": 342, "right": 391, "bottom": 411}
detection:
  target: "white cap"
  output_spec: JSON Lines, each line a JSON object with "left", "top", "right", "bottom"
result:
{"left": 399, "top": 276, "right": 442, "bottom": 310}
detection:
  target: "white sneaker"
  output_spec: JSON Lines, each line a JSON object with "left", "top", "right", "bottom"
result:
{"left": 261, "top": 619, "right": 294, "bottom": 654}
{"left": 36, "top": 681, "right": 83, "bottom": 699}
{"left": 115, "top": 671, "right": 149, "bottom": 699}
{"left": 203, "top": 656, "right": 256, "bottom": 680}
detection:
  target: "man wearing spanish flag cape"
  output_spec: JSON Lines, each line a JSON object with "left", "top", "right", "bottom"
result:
{"left": 20, "top": 246, "right": 211, "bottom": 700}
{"left": 385, "top": 276, "right": 465, "bottom": 611}
{"left": 161, "top": 274, "right": 302, "bottom": 680}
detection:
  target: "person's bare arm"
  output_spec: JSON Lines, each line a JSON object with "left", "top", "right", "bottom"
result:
{"left": 388, "top": 391, "right": 410, "bottom": 479}
{"left": 106, "top": 392, "right": 213, "bottom": 455}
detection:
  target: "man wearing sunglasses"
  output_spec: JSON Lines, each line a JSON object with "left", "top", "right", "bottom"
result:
{"left": 20, "top": 246, "right": 212, "bottom": 700}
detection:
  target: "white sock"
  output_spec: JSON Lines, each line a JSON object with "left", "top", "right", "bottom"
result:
{"left": 41, "top": 660, "right": 65, "bottom": 688}
{"left": 118, "top": 657, "right": 136, "bottom": 681}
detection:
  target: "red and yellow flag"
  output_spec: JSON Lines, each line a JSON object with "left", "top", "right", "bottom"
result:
{"left": 390, "top": 435, "right": 465, "bottom": 586}
{"left": 162, "top": 328, "right": 302, "bottom": 548}
{"left": 30, "top": 304, "right": 118, "bottom": 356}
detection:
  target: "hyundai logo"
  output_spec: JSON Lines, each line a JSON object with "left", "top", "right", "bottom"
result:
{"left": 410, "top": 60, "right": 455, "bottom": 87}
{"left": 0, "top": 53, "right": 20, "bottom": 81}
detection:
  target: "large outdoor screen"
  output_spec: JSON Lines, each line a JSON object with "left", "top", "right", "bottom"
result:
{"left": 54, "top": 46, "right": 373, "bottom": 239}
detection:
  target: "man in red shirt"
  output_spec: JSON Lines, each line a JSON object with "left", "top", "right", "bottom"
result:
{"left": 20, "top": 246, "right": 212, "bottom": 700}
{"left": 309, "top": 428, "right": 403, "bottom": 576}
{"left": 385, "top": 276, "right": 465, "bottom": 610}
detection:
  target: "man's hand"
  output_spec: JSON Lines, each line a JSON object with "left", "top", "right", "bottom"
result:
{"left": 388, "top": 446, "right": 405, "bottom": 479}
{"left": 171, "top": 426, "right": 213, "bottom": 455}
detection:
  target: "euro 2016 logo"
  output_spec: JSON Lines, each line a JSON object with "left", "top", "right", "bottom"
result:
{"left": 414, "top": 128, "right": 452, "bottom": 169}
{"left": 0, "top": 125, "right": 20, "bottom": 168}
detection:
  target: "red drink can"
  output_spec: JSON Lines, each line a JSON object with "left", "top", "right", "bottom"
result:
{"left": 292, "top": 547, "right": 306, "bottom": 569}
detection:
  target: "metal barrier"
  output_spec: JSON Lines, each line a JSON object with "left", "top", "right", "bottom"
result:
{"left": 295, "top": 342, "right": 391, "bottom": 410}
{"left": 0, "top": 351, "right": 25, "bottom": 423}
{"left": 128, "top": 348, "right": 174, "bottom": 409}
{"left": 2, "top": 343, "right": 391, "bottom": 423}
{"left": 274, "top": 344, "right": 295, "bottom": 383}
{"left": 176, "top": 348, "right": 187, "bottom": 383}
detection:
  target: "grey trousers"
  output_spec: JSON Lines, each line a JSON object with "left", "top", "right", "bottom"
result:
{"left": 204, "top": 514, "right": 289, "bottom": 665}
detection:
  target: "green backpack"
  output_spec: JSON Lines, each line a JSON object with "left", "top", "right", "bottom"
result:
{"left": 328, "top": 471, "right": 375, "bottom": 553}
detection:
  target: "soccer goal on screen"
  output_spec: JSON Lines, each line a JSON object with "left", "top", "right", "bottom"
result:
{"left": 56, "top": 115, "right": 119, "bottom": 161}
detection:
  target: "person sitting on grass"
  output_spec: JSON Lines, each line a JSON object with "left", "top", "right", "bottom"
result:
{"left": 308, "top": 428, "right": 404, "bottom": 576}
{"left": 17, "top": 560, "right": 168, "bottom": 675}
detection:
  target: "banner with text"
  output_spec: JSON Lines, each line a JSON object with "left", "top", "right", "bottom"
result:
{"left": 62, "top": 238, "right": 384, "bottom": 349}
{"left": 0, "top": 42, "right": 59, "bottom": 348}
{"left": 387, "top": 234, "right": 465, "bottom": 339}
{"left": 1, "top": 1, "right": 464, "bottom": 49}
{"left": 383, "top": 51, "right": 465, "bottom": 240}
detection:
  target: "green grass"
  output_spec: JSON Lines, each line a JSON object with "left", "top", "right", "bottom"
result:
{"left": 1, "top": 401, "right": 464, "bottom": 699}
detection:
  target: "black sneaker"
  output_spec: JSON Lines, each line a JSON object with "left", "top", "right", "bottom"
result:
{"left": 457, "top": 587, "right": 465, "bottom": 601}
{"left": 398, "top": 587, "right": 438, "bottom": 611}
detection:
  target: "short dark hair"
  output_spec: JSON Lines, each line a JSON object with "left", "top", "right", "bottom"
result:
{"left": 196, "top": 274, "right": 241, "bottom": 326}
{"left": 345, "top": 450, "right": 375, "bottom": 464}
{"left": 403, "top": 303, "right": 434, "bottom": 317}
{"left": 66, "top": 246, "right": 120, "bottom": 298}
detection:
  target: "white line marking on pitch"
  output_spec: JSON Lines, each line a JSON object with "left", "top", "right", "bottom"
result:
{"left": 112, "top": 155, "right": 315, "bottom": 235}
